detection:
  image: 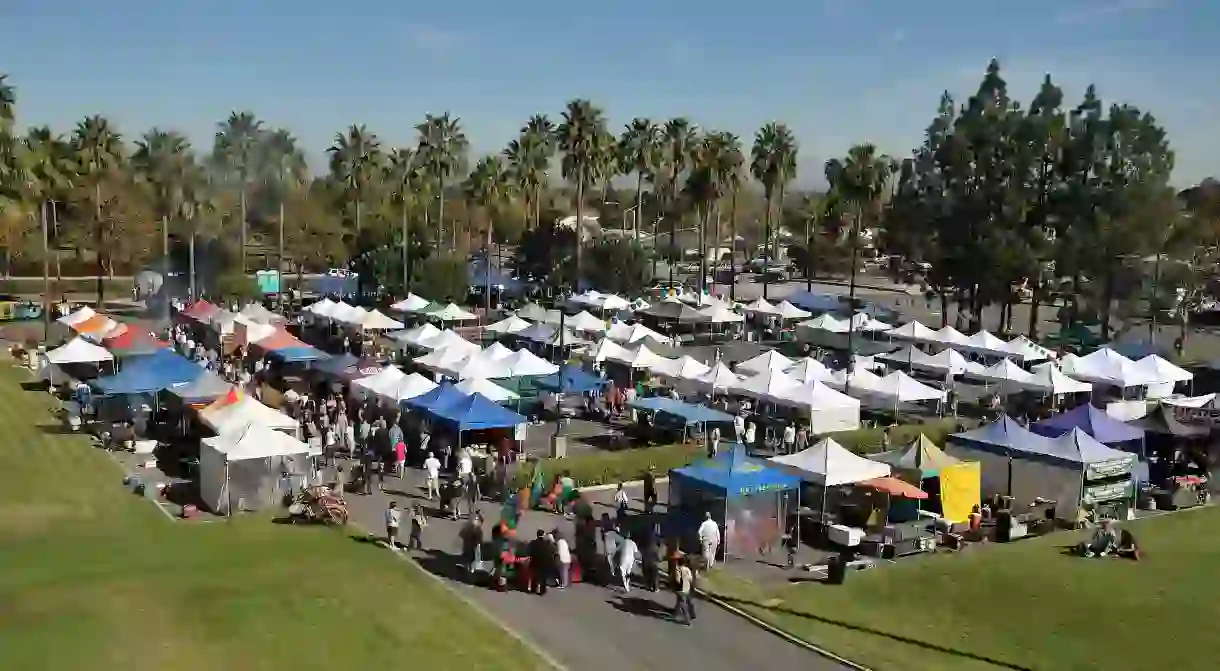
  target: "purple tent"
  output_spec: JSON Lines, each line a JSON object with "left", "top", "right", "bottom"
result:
{"left": 1031, "top": 404, "right": 1144, "bottom": 445}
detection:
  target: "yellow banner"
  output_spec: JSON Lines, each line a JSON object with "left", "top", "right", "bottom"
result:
{"left": 938, "top": 461, "right": 981, "bottom": 524}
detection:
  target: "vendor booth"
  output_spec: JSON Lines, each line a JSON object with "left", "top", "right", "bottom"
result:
{"left": 92, "top": 349, "right": 203, "bottom": 397}
{"left": 200, "top": 423, "right": 314, "bottom": 515}
{"left": 1032, "top": 403, "right": 1146, "bottom": 457}
{"left": 670, "top": 444, "right": 801, "bottom": 558}
{"left": 199, "top": 392, "right": 300, "bottom": 437}
{"left": 870, "top": 434, "right": 980, "bottom": 523}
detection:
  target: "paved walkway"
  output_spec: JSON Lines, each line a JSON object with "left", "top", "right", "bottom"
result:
{"left": 340, "top": 467, "right": 849, "bottom": 671}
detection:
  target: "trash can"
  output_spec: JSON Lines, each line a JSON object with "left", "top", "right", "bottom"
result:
{"left": 826, "top": 556, "right": 847, "bottom": 585}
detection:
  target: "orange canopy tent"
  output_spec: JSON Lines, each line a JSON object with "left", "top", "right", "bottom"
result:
{"left": 860, "top": 476, "right": 928, "bottom": 500}
{"left": 253, "top": 329, "right": 309, "bottom": 352}
{"left": 73, "top": 314, "right": 117, "bottom": 336}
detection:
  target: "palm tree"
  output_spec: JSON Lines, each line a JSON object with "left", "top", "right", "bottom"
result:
{"left": 825, "top": 144, "right": 895, "bottom": 391}
{"left": 386, "top": 147, "right": 420, "bottom": 294}
{"left": 212, "top": 111, "right": 264, "bottom": 272}
{"left": 617, "top": 118, "right": 659, "bottom": 244}
{"left": 327, "top": 124, "right": 383, "bottom": 242}
{"left": 132, "top": 128, "right": 193, "bottom": 300}
{"left": 415, "top": 113, "right": 468, "bottom": 249}
{"left": 685, "top": 132, "right": 740, "bottom": 295}
{"left": 23, "top": 127, "right": 74, "bottom": 280}
{"left": 719, "top": 136, "right": 745, "bottom": 301}
{"left": 750, "top": 122, "right": 798, "bottom": 300}
{"left": 590, "top": 129, "right": 618, "bottom": 208}
{"left": 258, "top": 129, "right": 305, "bottom": 304}
{"left": 556, "top": 99, "right": 609, "bottom": 294}
{"left": 521, "top": 115, "right": 555, "bottom": 231}
{"left": 465, "top": 156, "right": 512, "bottom": 313}
{"left": 71, "top": 115, "right": 123, "bottom": 306}
{"left": 661, "top": 118, "right": 698, "bottom": 286}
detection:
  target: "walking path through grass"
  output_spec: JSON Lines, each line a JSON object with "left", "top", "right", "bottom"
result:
{"left": 0, "top": 361, "right": 545, "bottom": 671}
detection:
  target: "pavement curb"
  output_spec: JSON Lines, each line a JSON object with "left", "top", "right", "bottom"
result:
{"left": 578, "top": 477, "right": 669, "bottom": 493}
{"left": 695, "top": 587, "right": 873, "bottom": 671}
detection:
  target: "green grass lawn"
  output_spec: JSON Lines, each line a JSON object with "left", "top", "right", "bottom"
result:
{"left": 705, "top": 510, "right": 1220, "bottom": 671}
{"left": 0, "top": 363, "right": 544, "bottom": 671}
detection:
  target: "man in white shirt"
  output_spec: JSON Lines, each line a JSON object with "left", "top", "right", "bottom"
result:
{"left": 618, "top": 534, "right": 638, "bottom": 593}
{"left": 733, "top": 414, "right": 746, "bottom": 443}
{"left": 423, "top": 452, "right": 441, "bottom": 500}
{"left": 384, "top": 502, "right": 401, "bottom": 550}
{"left": 782, "top": 423, "right": 796, "bottom": 454}
{"left": 556, "top": 533, "right": 572, "bottom": 588}
{"left": 697, "top": 512, "right": 721, "bottom": 571}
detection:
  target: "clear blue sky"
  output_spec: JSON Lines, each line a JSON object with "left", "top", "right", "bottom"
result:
{"left": 1, "top": 0, "right": 1214, "bottom": 186}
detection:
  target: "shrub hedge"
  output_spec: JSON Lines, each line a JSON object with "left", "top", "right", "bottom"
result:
{"left": 508, "top": 417, "right": 962, "bottom": 489}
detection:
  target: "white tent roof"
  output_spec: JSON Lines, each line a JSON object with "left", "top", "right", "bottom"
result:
{"left": 202, "top": 422, "right": 310, "bottom": 461}
{"left": 735, "top": 350, "right": 793, "bottom": 375}
{"left": 743, "top": 298, "right": 781, "bottom": 315}
{"left": 650, "top": 355, "right": 711, "bottom": 380}
{"left": 482, "top": 342, "right": 516, "bottom": 360}
{"left": 390, "top": 293, "right": 432, "bottom": 312}
{"left": 57, "top": 306, "right": 96, "bottom": 326}
{"left": 361, "top": 309, "right": 405, "bottom": 331}
{"left": 964, "top": 330, "right": 1011, "bottom": 357}
{"left": 238, "top": 303, "right": 284, "bottom": 323}
{"left": 200, "top": 396, "right": 299, "bottom": 434}
{"left": 443, "top": 352, "right": 514, "bottom": 380}
{"left": 605, "top": 322, "right": 672, "bottom": 345}
{"left": 798, "top": 314, "right": 849, "bottom": 334}
{"left": 874, "top": 370, "right": 947, "bottom": 402}
{"left": 887, "top": 321, "right": 938, "bottom": 342}
{"left": 326, "top": 302, "right": 359, "bottom": 323}
{"left": 690, "top": 362, "right": 740, "bottom": 392}
{"left": 919, "top": 348, "right": 983, "bottom": 377}
{"left": 352, "top": 366, "right": 406, "bottom": 395}
{"left": 455, "top": 377, "right": 519, "bottom": 402}
{"left": 878, "top": 345, "right": 930, "bottom": 368}
{"left": 599, "top": 294, "right": 632, "bottom": 311}
{"left": 543, "top": 328, "right": 591, "bottom": 348}
{"left": 698, "top": 304, "right": 745, "bottom": 323}
{"left": 394, "top": 323, "right": 441, "bottom": 348}
{"left": 416, "top": 347, "right": 474, "bottom": 374}
{"left": 585, "top": 338, "right": 632, "bottom": 364}
{"left": 828, "top": 367, "right": 887, "bottom": 393}
{"left": 770, "top": 438, "right": 891, "bottom": 486}
{"left": 418, "top": 329, "right": 478, "bottom": 355}
{"left": 501, "top": 349, "right": 560, "bottom": 377}
{"left": 679, "top": 292, "right": 724, "bottom": 307}
{"left": 567, "top": 310, "right": 608, "bottom": 333}
{"left": 977, "top": 358, "right": 1039, "bottom": 385}
{"left": 306, "top": 298, "right": 338, "bottom": 317}
{"left": 1135, "top": 355, "right": 1193, "bottom": 384}
{"left": 784, "top": 357, "right": 835, "bottom": 384}
{"left": 1029, "top": 363, "right": 1094, "bottom": 395}
{"left": 382, "top": 372, "right": 438, "bottom": 401}
{"left": 850, "top": 313, "right": 892, "bottom": 332}
{"left": 485, "top": 315, "right": 532, "bottom": 335}
{"left": 47, "top": 336, "right": 113, "bottom": 364}
{"left": 338, "top": 305, "right": 370, "bottom": 326}
{"left": 427, "top": 302, "right": 478, "bottom": 322}
{"left": 773, "top": 381, "right": 861, "bottom": 414}
{"left": 730, "top": 369, "right": 801, "bottom": 401}
{"left": 1071, "top": 348, "right": 1158, "bottom": 387}
{"left": 1004, "top": 335, "right": 1056, "bottom": 362}
{"left": 517, "top": 321, "right": 557, "bottom": 343}
{"left": 775, "top": 301, "right": 811, "bottom": 320}
{"left": 608, "top": 344, "right": 664, "bottom": 369}
{"left": 234, "top": 319, "right": 277, "bottom": 348}
{"left": 930, "top": 325, "right": 969, "bottom": 346}
{"left": 569, "top": 290, "right": 603, "bottom": 307}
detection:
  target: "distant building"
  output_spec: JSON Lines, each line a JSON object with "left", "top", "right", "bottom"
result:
{"left": 555, "top": 214, "right": 601, "bottom": 242}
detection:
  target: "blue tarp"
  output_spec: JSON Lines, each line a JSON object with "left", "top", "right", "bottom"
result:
{"left": 671, "top": 443, "right": 801, "bottom": 498}
{"left": 402, "top": 382, "right": 469, "bottom": 414}
{"left": 628, "top": 396, "right": 736, "bottom": 426}
{"left": 431, "top": 392, "right": 528, "bottom": 430}
{"left": 311, "top": 273, "right": 358, "bottom": 297}
{"left": 312, "top": 353, "right": 359, "bottom": 377}
{"left": 93, "top": 349, "right": 203, "bottom": 395}
{"left": 785, "top": 291, "right": 843, "bottom": 314}
{"left": 1031, "top": 404, "right": 1144, "bottom": 444}
{"left": 269, "top": 346, "right": 330, "bottom": 363}
{"left": 536, "top": 367, "right": 608, "bottom": 394}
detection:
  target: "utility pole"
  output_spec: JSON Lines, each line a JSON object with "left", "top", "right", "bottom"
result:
{"left": 278, "top": 200, "right": 286, "bottom": 309}
{"left": 162, "top": 214, "right": 169, "bottom": 321}
{"left": 41, "top": 201, "right": 50, "bottom": 340}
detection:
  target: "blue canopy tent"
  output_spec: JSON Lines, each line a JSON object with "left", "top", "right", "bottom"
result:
{"left": 310, "top": 273, "right": 358, "bottom": 297}
{"left": 164, "top": 370, "right": 232, "bottom": 406}
{"left": 536, "top": 367, "right": 608, "bottom": 394}
{"left": 401, "top": 382, "right": 469, "bottom": 414}
{"left": 93, "top": 349, "right": 204, "bottom": 396}
{"left": 1033, "top": 404, "right": 1148, "bottom": 485}
{"left": 786, "top": 291, "right": 842, "bottom": 314}
{"left": 670, "top": 443, "right": 801, "bottom": 558}
{"left": 267, "top": 346, "right": 330, "bottom": 364}
{"left": 312, "top": 353, "right": 359, "bottom": 377}
{"left": 431, "top": 392, "right": 528, "bottom": 430}
{"left": 628, "top": 396, "right": 736, "bottom": 442}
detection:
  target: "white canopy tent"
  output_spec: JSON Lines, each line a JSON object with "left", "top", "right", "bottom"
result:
{"left": 775, "top": 301, "right": 811, "bottom": 320}
{"left": 930, "top": 325, "right": 970, "bottom": 347}
{"left": 798, "top": 314, "right": 850, "bottom": 334}
{"left": 873, "top": 371, "right": 947, "bottom": 403}
{"left": 1004, "top": 335, "right": 1056, "bottom": 362}
{"left": 426, "top": 302, "right": 478, "bottom": 322}
{"left": 1029, "top": 363, "right": 1094, "bottom": 395}
{"left": 482, "top": 342, "right": 516, "bottom": 360}
{"left": 730, "top": 369, "right": 801, "bottom": 402}
{"left": 887, "top": 320, "right": 939, "bottom": 342}
{"left": 485, "top": 315, "right": 532, "bottom": 335}
{"left": 605, "top": 322, "right": 672, "bottom": 345}
{"left": 963, "top": 330, "right": 1013, "bottom": 358}
{"left": 770, "top": 437, "right": 891, "bottom": 486}
{"left": 501, "top": 349, "right": 560, "bottom": 377}
{"left": 784, "top": 357, "right": 835, "bottom": 384}
{"left": 974, "top": 358, "right": 1041, "bottom": 394}
{"left": 918, "top": 348, "right": 984, "bottom": 377}
{"left": 850, "top": 313, "right": 892, "bottom": 332}
{"left": 455, "top": 377, "right": 519, "bottom": 402}
{"left": 772, "top": 382, "right": 861, "bottom": 433}
{"left": 735, "top": 350, "right": 794, "bottom": 375}
{"left": 690, "top": 362, "right": 740, "bottom": 393}
{"left": 567, "top": 310, "right": 608, "bottom": 333}
{"left": 742, "top": 298, "right": 781, "bottom": 315}
{"left": 1136, "top": 354, "right": 1193, "bottom": 399}
{"left": 57, "top": 306, "right": 96, "bottom": 326}
{"left": 516, "top": 321, "right": 557, "bottom": 343}
{"left": 47, "top": 336, "right": 114, "bottom": 365}
{"left": 390, "top": 293, "right": 432, "bottom": 313}
{"left": 306, "top": 299, "right": 338, "bottom": 317}
{"left": 607, "top": 344, "right": 664, "bottom": 369}
{"left": 585, "top": 338, "right": 632, "bottom": 364}
{"left": 200, "top": 423, "right": 313, "bottom": 514}
{"left": 200, "top": 395, "right": 299, "bottom": 436}
{"left": 698, "top": 304, "right": 745, "bottom": 324}
{"left": 598, "top": 294, "right": 632, "bottom": 311}
{"left": 360, "top": 309, "right": 405, "bottom": 331}
{"left": 394, "top": 323, "right": 442, "bottom": 348}
{"left": 351, "top": 366, "right": 406, "bottom": 398}
{"left": 238, "top": 303, "right": 285, "bottom": 324}
{"left": 437, "top": 352, "right": 514, "bottom": 381}
{"left": 1068, "top": 348, "right": 1158, "bottom": 388}
{"left": 417, "top": 329, "right": 479, "bottom": 355}
{"left": 650, "top": 355, "right": 711, "bottom": 381}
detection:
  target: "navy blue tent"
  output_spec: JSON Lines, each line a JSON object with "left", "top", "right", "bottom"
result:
{"left": 1032, "top": 404, "right": 1145, "bottom": 445}
{"left": 313, "top": 353, "right": 359, "bottom": 377}
{"left": 268, "top": 346, "right": 330, "bottom": 363}
{"left": 402, "top": 382, "right": 469, "bottom": 414}
{"left": 785, "top": 291, "right": 842, "bottom": 314}
{"left": 536, "top": 367, "right": 608, "bottom": 394}
{"left": 93, "top": 349, "right": 204, "bottom": 395}
{"left": 671, "top": 443, "right": 801, "bottom": 498}
{"left": 431, "top": 392, "right": 528, "bottom": 430}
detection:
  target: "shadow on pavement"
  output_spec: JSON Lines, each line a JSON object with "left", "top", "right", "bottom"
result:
{"left": 608, "top": 595, "right": 678, "bottom": 623}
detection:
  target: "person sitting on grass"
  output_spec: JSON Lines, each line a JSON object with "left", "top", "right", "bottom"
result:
{"left": 1076, "top": 519, "right": 1120, "bottom": 558}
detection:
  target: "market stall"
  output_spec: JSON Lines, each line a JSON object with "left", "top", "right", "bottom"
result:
{"left": 199, "top": 423, "right": 314, "bottom": 515}
{"left": 870, "top": 434, "right": 980, "bottom": 523}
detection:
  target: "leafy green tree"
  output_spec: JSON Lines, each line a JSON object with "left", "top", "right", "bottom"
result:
{"left": 660, "top": 118, "right": 698, "bottom": 286}
{"left": 617, "top": 118, "right": 660, "bottom": 244}
{"left": 327, "top": 124, "right": 383, "bottom": 244}
{"left": 415, "top": 113, "right": 468, "bottom": 248}
{"left": 503, "top": 115, "right": 553, "bottom": 234}
{"left": 70, "top": 115, "right": 124, "bottom": 305}
{"left": 514, "top": 217, "right": 576, "bottom": 295}
{"left": 584, "top": 238, "right": 651, "bottom": 297}
{"left": 211, "top": 111, "right": 265, "bottom": 271}
{"left": 414, "top": 252, "right": 469, "bottom": 303}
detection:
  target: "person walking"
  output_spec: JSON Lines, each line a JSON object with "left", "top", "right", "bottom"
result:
{"left": 603, "top": 526, "right": 619, "bottom": 585}
{"left": 674, "top": 556, "right": 697, "bottom": 625}
{"left": 393, "top": 439, "right": 407, "bottom": 479}
{"left": 408, "top": 505, "right": 426, "bottom": 551}
{"left": 528, "top": 530, "right": 552, "bottom": 596}
{"left": 555, "top": 531, "right": 572, "bottom": 588}
{"left": 782, "top": 422, "right": 796, "bottom": 455}
{"left": 642, "top": 468, "right": 657, "bottom": 513}
{"left": 423, "top": 452, "right": 441, "bottom": 500}
{"left": 613, "top": 483, "right": 629, "bottom": 523}
{"left": 708, "top": 426, "right": 722, "bottom": 458}
{"left": 697, "top": 512, "right": 721, "bottom": 571}
{"left": 618, "top": 533, "right": 638, "bottom": 593}
{"left": 743, "top": 421, "right": 756, "bottom": 451}
{"left": 384, "top": 502, "right": 401, "bottom": 551}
